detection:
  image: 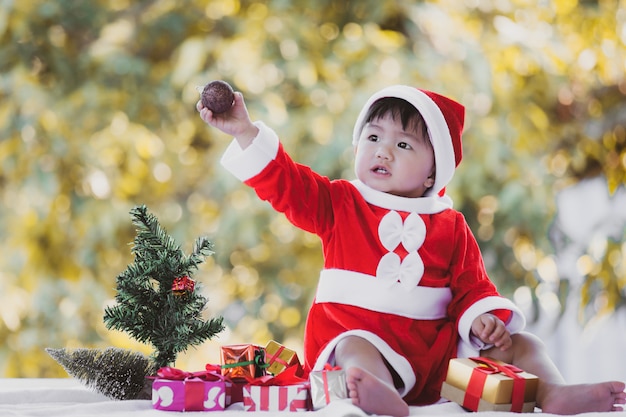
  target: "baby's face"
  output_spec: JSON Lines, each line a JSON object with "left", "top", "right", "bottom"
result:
{"left": 354, "top": 113, "right": 435, "bottom": 198}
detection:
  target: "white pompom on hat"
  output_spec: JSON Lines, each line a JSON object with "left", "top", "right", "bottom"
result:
{"left": 352, "top": 85, "right": 465, "bottom": 197}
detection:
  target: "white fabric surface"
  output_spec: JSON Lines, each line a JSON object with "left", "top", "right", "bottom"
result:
{"left": 0, "top": 378, "right": 623, "bottom": 417}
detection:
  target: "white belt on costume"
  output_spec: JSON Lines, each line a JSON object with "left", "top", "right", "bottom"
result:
{"left": 314, "top": 269, "right": 452, "bottom": 320}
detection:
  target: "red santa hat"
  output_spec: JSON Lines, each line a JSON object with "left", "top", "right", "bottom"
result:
{"left": 352, "top": 85, "right": 465, "bottom": 197}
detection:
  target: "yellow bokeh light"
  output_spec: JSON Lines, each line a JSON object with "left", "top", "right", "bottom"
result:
{"left": 576, "top": 254, "right": 595, "bottom": 276}
{"left": 343, "top": 22, "right": 363, "bottom": 41}
{"left": 205, "top": 0, "right": 240, "bottom": 20}
{"left": 279, "top": 307, "right": 301, "bottom": 328}
{"left": 319, "top": 23, "right": 339, "bottom": 41}
{"left": 311, "top": 114, "right": 333, "bottom": 145}
{"left": 260, "top": 301, "right": 279, "bottom": 323}
{"left": 513, "top": 238, "right": 538, "bottom": 271}
{"left": 537, "top": 255, "right": 559, "bottom": 285}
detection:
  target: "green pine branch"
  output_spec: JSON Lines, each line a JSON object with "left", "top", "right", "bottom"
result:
{"left": 103, "top": 205, "right": 224, "bottom": 369}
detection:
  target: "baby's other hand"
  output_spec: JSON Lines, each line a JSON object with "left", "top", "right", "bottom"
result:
{"left": 471, "top": 313, "right": 512, "bottom": 351}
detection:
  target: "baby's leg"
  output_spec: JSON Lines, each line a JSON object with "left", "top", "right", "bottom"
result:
{"left": 335, "top": 335, "right": 409, "bottom": 417}
{"left": 482, "top": 332, "right": 626, "bottom": 414}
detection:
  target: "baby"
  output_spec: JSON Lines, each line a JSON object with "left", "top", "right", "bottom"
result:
{"left": 198, "top": 84, "right": 626, "bottom": 415}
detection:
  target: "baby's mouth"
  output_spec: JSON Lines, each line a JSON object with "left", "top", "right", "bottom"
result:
{"left": 372, "top": 166, "right": 389, "bottom": 174}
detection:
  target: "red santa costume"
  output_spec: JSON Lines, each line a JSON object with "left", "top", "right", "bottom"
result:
{"left": 220, "top": 85, "right": 525, "bottom": 405}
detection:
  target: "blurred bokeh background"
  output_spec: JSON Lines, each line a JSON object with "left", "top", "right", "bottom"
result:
{"left": 1, "top": 0, "right": 625, "bottom": 383}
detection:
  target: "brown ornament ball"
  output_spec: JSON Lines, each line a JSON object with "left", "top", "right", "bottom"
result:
{"left": 201, "top": 80, "right": 235, "bottom": 114}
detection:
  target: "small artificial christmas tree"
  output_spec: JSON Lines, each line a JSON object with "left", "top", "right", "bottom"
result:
{"left": 103, "top": 204, "right": 225, "bottom": 368}
{"left": 48, "top": 205, "right": 225, "bottom": 400}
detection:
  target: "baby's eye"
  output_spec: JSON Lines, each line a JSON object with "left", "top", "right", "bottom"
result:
{"left": 368, "top": 135, "right": 379, "bottom": 142}
{"left": 397, "top": 142, "right": 412, "bottom": 150}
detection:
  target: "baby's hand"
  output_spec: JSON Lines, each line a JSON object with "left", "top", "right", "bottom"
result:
{"left": 471, "top": 313, "right": 512, "bottom": 351}
{"left": 197, "top": 91, "right": 259, "bottom": 149}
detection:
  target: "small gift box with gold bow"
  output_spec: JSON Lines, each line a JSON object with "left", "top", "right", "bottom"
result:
{"left": 220, "top": 344, "right": 267, "bottom": 381}
{"left": 264, "top": 340, "right": 300, "bottom": 376}
{"left": 440, "top": 357, "right": 538, "bottom": 412}
{"left": 309, "top": 364, "right": 348, "bottom": 410}
{"left": 151, "top": 365, "right": 229, "bottom": 412}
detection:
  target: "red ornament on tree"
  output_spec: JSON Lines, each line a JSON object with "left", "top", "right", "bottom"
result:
{"left": 172, "top": 276, "right": 196, "bottom": 295}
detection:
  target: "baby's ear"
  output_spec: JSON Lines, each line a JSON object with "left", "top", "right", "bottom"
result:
{"left": 424, "top": 172, "right": 435, "bottom": 188}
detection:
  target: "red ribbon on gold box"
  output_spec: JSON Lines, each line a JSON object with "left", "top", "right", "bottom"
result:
{"left": 264, "top": 340, "right": 300, "bottom": 376}
{"left": 440, "top": 357, "right": 538, "bottom": 413}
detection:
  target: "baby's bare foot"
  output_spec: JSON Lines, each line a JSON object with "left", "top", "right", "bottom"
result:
{"left": 539, "top": 381, "right": 626, "bottom": 414}
{"left": 345, "top": 367, "right": 409, "bottom": 417}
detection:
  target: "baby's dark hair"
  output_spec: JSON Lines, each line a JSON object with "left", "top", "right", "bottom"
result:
{"left": 360, "top": 97, "right": 430, "bottom": 141}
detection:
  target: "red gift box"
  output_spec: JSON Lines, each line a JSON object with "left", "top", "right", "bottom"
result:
{"left": 220, "top": 344, "right": 267, "bottom": 380}
{"left": 243, "top": 366, "right": 311, "bottom": 412}
{"left": 152, "top": 366, "right": 229, "bottom": 412}
{"left": 227, "top": 379, "right": 247, "bottom": 405}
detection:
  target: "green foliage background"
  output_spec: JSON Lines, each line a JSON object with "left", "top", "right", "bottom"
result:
{"left": 1, "top": 0, "right": 625, "bottom": 377}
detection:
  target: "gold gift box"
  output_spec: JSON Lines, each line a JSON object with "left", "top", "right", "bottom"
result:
{"left": 264, "top": 340, "right": 300, "bottom": 375}
{"left": 441, "top": 357, "right": 538, "bottom": 412}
